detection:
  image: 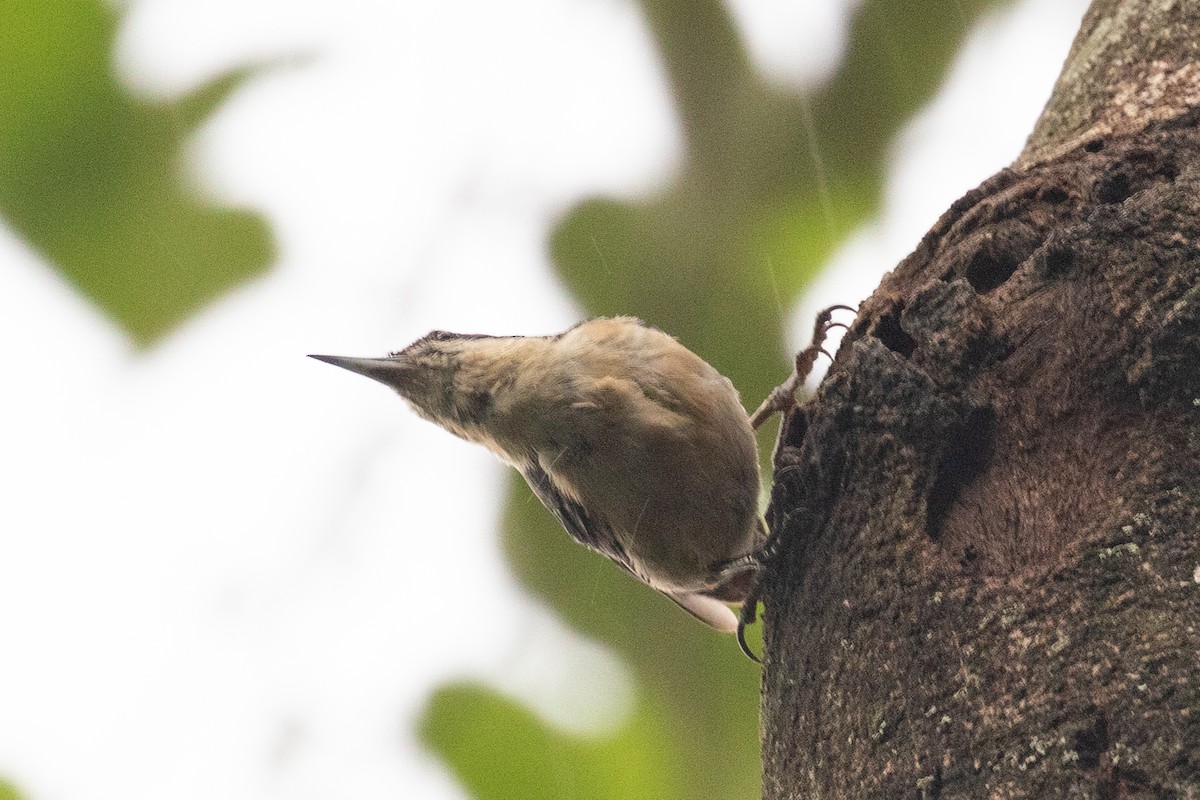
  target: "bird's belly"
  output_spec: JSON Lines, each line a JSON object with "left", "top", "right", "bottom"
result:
{"left": 555, "top": 455, "right": 757, "bottom": 592}
{"left": 623, "top": 499, "right": 757, "bottom": 591}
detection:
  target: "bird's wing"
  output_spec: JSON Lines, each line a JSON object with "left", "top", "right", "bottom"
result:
{"left": 518, "top": 458, "right": 634, "bottom": 573}
{"left": 519, "top": 458, "right": 739, "bottom": 634}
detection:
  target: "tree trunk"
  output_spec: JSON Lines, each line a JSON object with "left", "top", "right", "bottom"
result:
{"left": 760, "top": 1, "right": 1200, "bottom": 797}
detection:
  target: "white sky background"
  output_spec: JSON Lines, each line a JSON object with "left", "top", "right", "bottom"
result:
{"left": 0, "top": 0, "right": 1085, "bottom": 798}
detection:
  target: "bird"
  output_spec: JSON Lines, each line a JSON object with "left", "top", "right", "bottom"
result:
{"left": 310, "top": 317, "right": 766, "bottom": 634}
{"left": 311, "top": 307, "right": 855, "bottom": 658}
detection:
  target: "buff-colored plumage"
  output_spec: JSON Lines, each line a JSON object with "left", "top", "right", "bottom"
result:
{"left": 311, "top": 318, "right": 763, "bottom": 632}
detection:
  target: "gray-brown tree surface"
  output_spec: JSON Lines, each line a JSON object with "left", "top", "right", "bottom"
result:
{"left": 760, "top": 0, "right": 1200, "bottom": 797}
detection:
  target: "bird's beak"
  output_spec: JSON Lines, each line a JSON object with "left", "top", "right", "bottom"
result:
{"left": 308, "top": 354, "right": 412, "bottom": 391}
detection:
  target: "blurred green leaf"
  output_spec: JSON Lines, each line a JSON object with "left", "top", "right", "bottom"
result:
{"left": 429, "top": 0, "right": 1013, "bottom": 798}
{"left": 497, "top": 478, "right": 764, "bottom": 799}
{"left": 0, "top": 777, "right": 25, "bottom": 800}
{"left": 0, "top": 1, "right": 274, "bottom": 345}
{"left": 553, "top": 0, "right": 1009, "bottom": 402}
{"left": 420, "top": 683, "right": 684, "bottom": 800}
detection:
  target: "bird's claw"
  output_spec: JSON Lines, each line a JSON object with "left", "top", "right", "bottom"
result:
{"left": 749, "top": 305, "right": 856, "bottom": 430}
{"left": 734, "top": 532, "right": 785, "bottom": 663}
{"left": 738, "top": 304, "right": 856, "bottom": 661}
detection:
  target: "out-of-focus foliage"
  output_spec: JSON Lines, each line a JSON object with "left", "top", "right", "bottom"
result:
{"left": 424, "top": 0, "right": 1011, "bottom": 798}
{"left": 421, "top": 684, "right": 683, "bottom": 800}
{"left": 0, "top": 0, "right": 1016, "bottom": 796}
{"left": 0, "top": 779, "right": 24, "bottom": 800}
{"left": 0, "top": 2, "right": 273, "bottom": 346}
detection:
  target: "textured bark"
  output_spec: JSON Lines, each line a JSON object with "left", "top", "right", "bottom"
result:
{"left": 760, "top": 1, "right": 1200, "bottom": 798}
{"left": 1022, "top": 0, "right": 1200, "bottom": 168}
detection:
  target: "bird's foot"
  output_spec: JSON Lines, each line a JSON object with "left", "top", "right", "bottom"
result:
{"left": 749, "top": 304, "right": 856, "bottom": 429}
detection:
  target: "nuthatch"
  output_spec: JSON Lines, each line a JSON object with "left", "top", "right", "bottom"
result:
{"left": 311, "top": 309, "right": 854, "bottom": 657}
{"left": 312, "top": 318, "right": 764, "bottom": 634}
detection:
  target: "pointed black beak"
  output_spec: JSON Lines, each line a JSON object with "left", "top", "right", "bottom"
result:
{"left": 308, "top": 354, "right": 411, "bottom": 390}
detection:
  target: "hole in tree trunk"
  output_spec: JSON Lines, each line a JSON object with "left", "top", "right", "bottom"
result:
{"left": 873, "top": 310, "right": 917, "bottom": 358}
{"left": 965, "top": 249, "right": 1019, "bottom": 293}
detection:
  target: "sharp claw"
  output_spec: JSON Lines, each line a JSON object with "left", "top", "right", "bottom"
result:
{"left": 735, "top": 526, "right": 788, "bottom": 663}
{"left": 737, "top": 601, "right": 762, "bottom": 663}
{"left": 739, "top": 305, "right": 857, "bottom": 662}
{"left": 753, "top": 304, "right": 858, "bottom": 430}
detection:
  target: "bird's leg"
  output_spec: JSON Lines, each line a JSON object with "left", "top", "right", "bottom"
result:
{"left": 709, "top": 542, "right": 774, "bottom": 663}
{"left": 748, "top": 304, "right": 855, "bottom": 429}
{"left": 735, "top": 509, "right": 826, "bottom": 662}
{"left": 731, "top": 522, "right": 789, "bottom": 662}
{"left": 737, "top": 581, "right": 766, "bottom": 663}
{"left": 735, "top": 305, "right": 856, "bottom": 661}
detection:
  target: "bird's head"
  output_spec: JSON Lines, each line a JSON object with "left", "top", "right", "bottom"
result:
{"left": 309, "top": 330, "right": 512, "bottom": 441}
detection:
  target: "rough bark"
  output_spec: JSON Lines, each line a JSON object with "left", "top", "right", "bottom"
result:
{"left": 760, "top": 1, "right": 1200, "bottom": 797}
{"left": 1022, "top": 0, "right": 1200, "bottom": 168}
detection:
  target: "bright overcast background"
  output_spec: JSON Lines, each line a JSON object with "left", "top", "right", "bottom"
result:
{"left": 0, "top": 0, "right": 1086, "bottom": 798}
